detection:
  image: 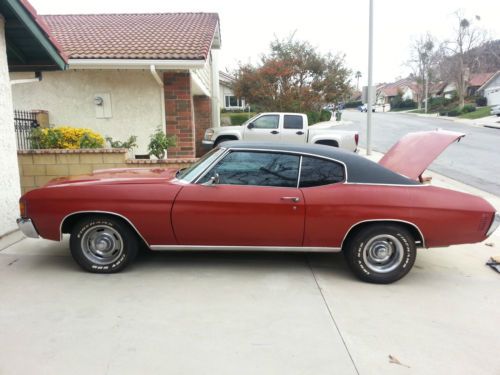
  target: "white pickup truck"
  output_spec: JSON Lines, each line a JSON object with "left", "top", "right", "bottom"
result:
{"left": 202, "top": 112, "right": 359, "bottom": 151}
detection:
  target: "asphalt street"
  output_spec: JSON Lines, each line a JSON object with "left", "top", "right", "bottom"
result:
{"left": 338, "top": 111, "right": 500, "bottom": 196}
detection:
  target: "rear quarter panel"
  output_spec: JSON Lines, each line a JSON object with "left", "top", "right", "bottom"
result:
{"left": 24, "top": 181, "right": 182, "bottom": 245}
{"left": 301, "top": 183, "right": 494, "bottom": 248}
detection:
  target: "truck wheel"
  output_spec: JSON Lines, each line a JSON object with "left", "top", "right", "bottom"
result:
{"left": 70, "top": 215, "right": 138, "bottom": 273}
{"left": 344, "top": 224, "right": 416, "bottom": 284}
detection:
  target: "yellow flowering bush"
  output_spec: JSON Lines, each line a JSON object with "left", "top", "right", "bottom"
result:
{"left": 31, "top": 126, "right": 105, "bottom": 149}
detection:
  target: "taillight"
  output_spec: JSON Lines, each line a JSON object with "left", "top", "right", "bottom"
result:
{"left": 355, "top": 133, "right": 359, "bottom": 145}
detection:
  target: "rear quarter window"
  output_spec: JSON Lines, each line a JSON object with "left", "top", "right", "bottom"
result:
{"left": 299, "top": 156, "right": 345, "bottom": 187}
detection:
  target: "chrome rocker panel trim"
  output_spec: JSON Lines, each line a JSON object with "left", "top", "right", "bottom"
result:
{"left": 149, "top": 245, "right": 341, "bottom": 252}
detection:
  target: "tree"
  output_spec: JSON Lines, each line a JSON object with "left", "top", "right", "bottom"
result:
{"left": 407, "top": 33, "right": 437, "bottom": 111}
{"left": 233, "top": 36, "right": 351, "bottom": 113}
{"left": 440, "top": 11, "right": 488, "bottom": 108}
{"left": 355, "top": 71, "right": 362, "bottom": 91}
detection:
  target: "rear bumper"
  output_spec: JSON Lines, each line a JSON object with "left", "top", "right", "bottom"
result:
{"left": 486, "top": 212, "right": 500, "bottom": 237}
{"left": 16, "top": 218, "right": 39, "bottom": 238}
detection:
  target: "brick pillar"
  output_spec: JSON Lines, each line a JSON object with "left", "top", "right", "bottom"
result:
{"left": 164, "top": 72, "right": 195, "bottom": 158}
{"left": 193, "top": 95, "right": 212, "bottom": 157}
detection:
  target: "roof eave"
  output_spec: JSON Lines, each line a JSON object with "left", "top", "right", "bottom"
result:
{"left": 6, "top": 0, "right": 67, "bottom": 70}
{"left": 68, "top": 58, "right": 207, "bottom": 70}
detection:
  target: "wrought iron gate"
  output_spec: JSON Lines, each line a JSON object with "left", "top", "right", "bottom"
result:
{"left": 14, "top": 110, "right": 39, "bottom": 150}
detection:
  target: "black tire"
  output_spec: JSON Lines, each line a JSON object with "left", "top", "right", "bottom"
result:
{"left": 344, "top": 224, "right": 416, "bottom": 284}
{"left": 69, "top": 215, "right": 139, "bottom": 273}
{"left": 214, "top": 137, "right": 237, "bottom": 147}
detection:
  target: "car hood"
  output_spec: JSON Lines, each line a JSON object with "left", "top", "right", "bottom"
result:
{"left": 45, "top": 167, "right": 178, "bottom": 187}
{"left": 378, "top": 130, "right": 465, "bottom": 180}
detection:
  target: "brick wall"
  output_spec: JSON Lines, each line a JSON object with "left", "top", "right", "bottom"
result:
{"left": 164, "top": 72, "right": 195, "bottom": 158}
{"left": 193, "top": 95, "right": 212, "bottom": 157}
{"left": 18, "top": 149, "right": 196, "bottom": 194}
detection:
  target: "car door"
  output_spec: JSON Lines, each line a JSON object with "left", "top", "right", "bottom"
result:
{"left": 298, "top": 155, "right": 347, "bottom": 247}
{"left": 242, "top": 114, "right": 281, "bottom": 142}
{"left": 280, "top": 114, "right": 307, "bottom": 144}
{"left": 172, "top": 150, "right": 305, "bottom": 247}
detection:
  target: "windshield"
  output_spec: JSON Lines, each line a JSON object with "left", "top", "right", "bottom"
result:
{"left": 241, "top": 114, "right": 260, "bottom": 127}
{"left": 176, "top": 148, "right": 226, "bottom": 182}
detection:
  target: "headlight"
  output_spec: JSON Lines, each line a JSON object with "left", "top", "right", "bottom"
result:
{"left": 204, "top": 129, "right": 215, "bottom": 140}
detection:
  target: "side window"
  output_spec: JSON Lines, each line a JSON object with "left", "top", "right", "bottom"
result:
{"left": 198, "top": 151, "right": 300, "bottom": 188}
{"left": 299, "top": 156, "right": 345, "bottom": 187}
{"left": 252, "top": 115, "right": 279, "bottom": 129}
{"left": 283, "top": 115, "right": 303, "bottom": 129}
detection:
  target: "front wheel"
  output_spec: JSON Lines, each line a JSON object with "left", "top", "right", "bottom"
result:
{"left": 344, "top": 224, "right": 416, "bottom": 284}
{"left": 70, "top": 215, "right": 139, "bottom": 273}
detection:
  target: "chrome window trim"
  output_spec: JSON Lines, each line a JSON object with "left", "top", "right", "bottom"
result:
{"left": 193, "top": 147, "right": 348, "bottom": 188}
{"left": 296, "top": 156, "right": 303, "bottom": 188}
{"left": 59, "top": 210, "right": 150, "bottom": 246}
{"left": 340, "top": 219, "right": 427, "bottom": 249}
{"left": 178, "top": 148, "right": 229, "bottom": 184}
{"left": 149, "top": 245, "right": 341, "bottom": 252}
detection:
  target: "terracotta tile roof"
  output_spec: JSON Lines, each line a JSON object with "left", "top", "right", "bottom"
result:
{"left": 40, "top": 13, "right": 220, "bottom": 60}
{"left": 379, "top": 78, "right": 418, "bottom": 97}
{"left": 468, "top": 72, "right": 495, "bottom": 87}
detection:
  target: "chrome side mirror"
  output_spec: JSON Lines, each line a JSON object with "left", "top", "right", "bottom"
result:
{"left": 202, "top": 173, "right": 220, "bottom": 186}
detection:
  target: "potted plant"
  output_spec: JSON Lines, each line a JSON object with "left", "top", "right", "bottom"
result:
{"left": 148, "top": 126, "right": 176, "bottom": 159}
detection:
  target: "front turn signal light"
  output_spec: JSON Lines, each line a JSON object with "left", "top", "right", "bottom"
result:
{"left": 19, "top": 201, "right": 26, "bottom": 217}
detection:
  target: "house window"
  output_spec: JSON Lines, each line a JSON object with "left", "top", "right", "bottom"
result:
{"left": 225, "top": 95, "right": 242, "bottom": 108}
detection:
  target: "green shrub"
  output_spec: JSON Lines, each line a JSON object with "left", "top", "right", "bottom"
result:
{"left": 461, "top": 104, "right": 476, "bottom": 113}
{"left": 106, "top": 135, "right": 138, "bottom": 151}
{"left": 148, "top": 126, "right": 176, "bottom": 159}
{"left": 307, "top": 111, "right": 320, "bottom": 125}
{"left": 475, "top": 96, "right": 487, "bottom": 107}
{"left": 447, "top": 108, "right": 461, "bottom": 117}
{"left": 230, "top": 113, "right": 253, "bottom": 125}
{"left": 344, "top": 101, "right": 362, "bottom": 108}
{"left": 30, "top": 126, "right": 104, "bottom": 149}
{"left": 319, "top": 109, "right": 332, "bottom": 121}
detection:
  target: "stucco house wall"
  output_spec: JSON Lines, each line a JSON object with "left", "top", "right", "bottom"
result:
{"left": 10, "top": 69, "right": 163, "bottom": 154}
{"left": 0, "top": 17, "right": 22, "bottom": 238}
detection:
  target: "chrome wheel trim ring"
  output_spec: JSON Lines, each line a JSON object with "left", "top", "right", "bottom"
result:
{"left": 362, "top": 234, "right": 404, "bottom": 273}
{"left": 80, "top": 225, "right": 124, "bottom": 265}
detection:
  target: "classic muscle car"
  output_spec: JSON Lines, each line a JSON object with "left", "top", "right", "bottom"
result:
{"left": 17, "top": 130, "right": 500, "bottom": 283}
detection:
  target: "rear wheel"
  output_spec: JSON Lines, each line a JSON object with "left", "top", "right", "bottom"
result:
{"left": 70, "top": 216, "right": 138, "bottom": 273}
{"left": 344, "top": 224, "right": 416, "bottom": 284}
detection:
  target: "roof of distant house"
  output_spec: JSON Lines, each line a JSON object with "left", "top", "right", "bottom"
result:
{"left": 379, "top": 78, "right": 418, "bottom": 97}
{"left": 41, "top": 13, "right": 220, "bottom": 60}
{"left": 219, "top": 71, "right": 235, "bottom": 84}
{"left": 468, "top": 72, "right": 495, "bottom": 87}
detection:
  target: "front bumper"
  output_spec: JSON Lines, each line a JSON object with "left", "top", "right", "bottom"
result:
{"left": 16, "top": 218, "right": 39, "bottom": 238}
{"left": 202, "top": 140, "right": 215, "bottom": 149}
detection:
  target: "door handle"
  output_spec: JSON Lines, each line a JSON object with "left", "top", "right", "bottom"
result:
{"left": 271, "top": 130, "right": 279, "bottom": 134}
{"left": 281, "top": 196, "right": 300, "bottom": 203}
{"left": 296, "top": 131, "right": 304, "bottom": 135}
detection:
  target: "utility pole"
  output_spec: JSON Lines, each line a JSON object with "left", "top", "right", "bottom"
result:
{"left": 424, "top": 71, "right": 429, "bottom": 114}
{"left": 366, "top": 0, "right": 374, "bottom": 155}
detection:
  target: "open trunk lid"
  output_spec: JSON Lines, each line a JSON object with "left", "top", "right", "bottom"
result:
{"left": 379, "top": 130, "right": 465, "bottom": 181}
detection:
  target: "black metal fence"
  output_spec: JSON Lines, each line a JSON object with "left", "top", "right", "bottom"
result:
{"left": 14, "top": 110, "right": 39, "bottom": 150}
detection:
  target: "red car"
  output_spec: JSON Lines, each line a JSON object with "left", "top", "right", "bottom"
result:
{"left": 17, "top": 130, "right": 499, "bottom": 283}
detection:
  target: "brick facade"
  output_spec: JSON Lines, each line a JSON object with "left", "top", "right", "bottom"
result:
{"left": 164, "top": 72, "right": 195, "bottom": 158}
{"left": 193, "top": 95, "right": 212, "bottom": 157}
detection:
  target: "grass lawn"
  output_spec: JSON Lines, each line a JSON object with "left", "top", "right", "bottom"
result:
{"left": 458, "top": 106, "right": 491, "bottom": 119}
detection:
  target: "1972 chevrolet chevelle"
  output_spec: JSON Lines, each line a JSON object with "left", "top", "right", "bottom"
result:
{"left": 17, "top": 130, "right": 499, "bottom": 283}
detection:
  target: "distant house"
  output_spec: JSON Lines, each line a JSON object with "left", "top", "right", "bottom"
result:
{"left": 219, "top": 71, "right": 246, "bottom": 110}
{"left": 443, "top": 72, "right": 495, "bottom": 99}
{"left": 478, "top": 71, "right": 500, "bottom": 105}
{"left": 10, "top": 12, "right": 222, "bottom": 157}
{"left": 377, "top": 78, "right": 419, "bottom": 105}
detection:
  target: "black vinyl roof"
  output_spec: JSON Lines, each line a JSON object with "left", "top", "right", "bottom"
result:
{"left": 220, "top": 141, "right": 418, "bottom": 186}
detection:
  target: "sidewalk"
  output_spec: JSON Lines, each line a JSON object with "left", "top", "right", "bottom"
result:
{"left": 392, "top": 109, "right": 500, "bottom": 129}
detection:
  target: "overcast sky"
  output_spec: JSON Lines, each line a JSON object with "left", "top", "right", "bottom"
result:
{"left": 30, "top": 0, "right": 500, "bottom": 86}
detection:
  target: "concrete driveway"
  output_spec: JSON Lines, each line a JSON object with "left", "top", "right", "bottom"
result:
{"left": 1, "top": 230, "right": 499, "bottom": 375}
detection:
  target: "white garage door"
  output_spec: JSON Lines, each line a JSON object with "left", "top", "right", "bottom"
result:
{"left": 486, "top": 87, "right": 500, "bottom": 105}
